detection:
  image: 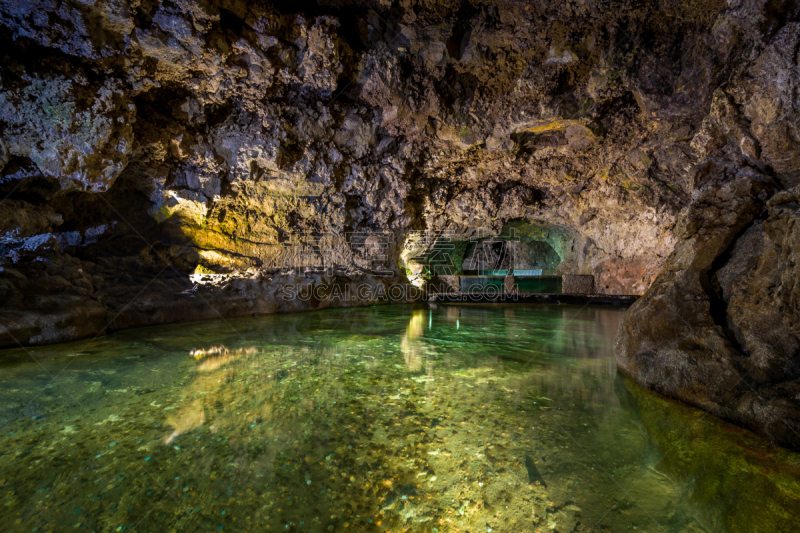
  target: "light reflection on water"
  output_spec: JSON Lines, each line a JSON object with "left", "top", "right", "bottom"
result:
{"left": 0, "top": 304, "right": 798, "bottom": 532}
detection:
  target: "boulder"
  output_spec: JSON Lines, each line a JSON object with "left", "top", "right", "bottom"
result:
{"left": 616, "top": 166, "right": 800, "bottom": 450}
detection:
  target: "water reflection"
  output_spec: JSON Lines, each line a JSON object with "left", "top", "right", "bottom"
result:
{"left": 0, "top": 304, "right": 797, "bottom": 532}
{"left": 401, "top": 309, "right": 425, "bottom": 372}
{"left": 165, "top": 346, "right": 256, "bottom": 443}
{"left": 191, "top": 345, "right": 257, "bottom": 371}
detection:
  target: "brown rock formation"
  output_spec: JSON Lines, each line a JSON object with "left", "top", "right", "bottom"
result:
{"left": 616, "top": 13, "right": 800, "bottom": 449}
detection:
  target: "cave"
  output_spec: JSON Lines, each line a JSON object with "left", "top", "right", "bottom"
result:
{"left": 1, "top": 0, "right": 800, "bottom": 530}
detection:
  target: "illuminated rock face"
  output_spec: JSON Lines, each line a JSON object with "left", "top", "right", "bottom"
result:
{"left": 0, "top": 0, "right": 799, "bottom": 444}
{"left": 616, "top": 167, "right": 800, "bottom": 450}
{"left": 614, "top": 18, "right": 800, "bottom": 449}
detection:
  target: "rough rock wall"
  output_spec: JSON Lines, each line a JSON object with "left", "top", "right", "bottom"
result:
{"left": 617, "top": 18, "right": 800, "bottom": 450}
{"left": 0, "top": 0, "right": 797, "bottom": 349}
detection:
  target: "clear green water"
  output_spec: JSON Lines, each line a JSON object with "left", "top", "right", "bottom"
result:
{"left": 1, "top": 304, "right": 799, "bottom": 532}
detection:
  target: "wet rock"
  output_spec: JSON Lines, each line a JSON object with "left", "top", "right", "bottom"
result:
{"left": 614, "top": 5, "right": 800, "bottom": 449}
{"left": 616, "top": 165, "right": 800, "bottom": 450}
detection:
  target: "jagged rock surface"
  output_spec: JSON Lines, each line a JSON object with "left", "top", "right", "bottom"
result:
{"left": 616, "top": 18, "right": 800, "bottom": 450}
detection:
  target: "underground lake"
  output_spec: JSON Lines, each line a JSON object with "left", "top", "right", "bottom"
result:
{"left": 1, "top": 304, "right": 798, "bottom": 532}
{"left": 3, "top": 0, "right": 800, "bottom": 530}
